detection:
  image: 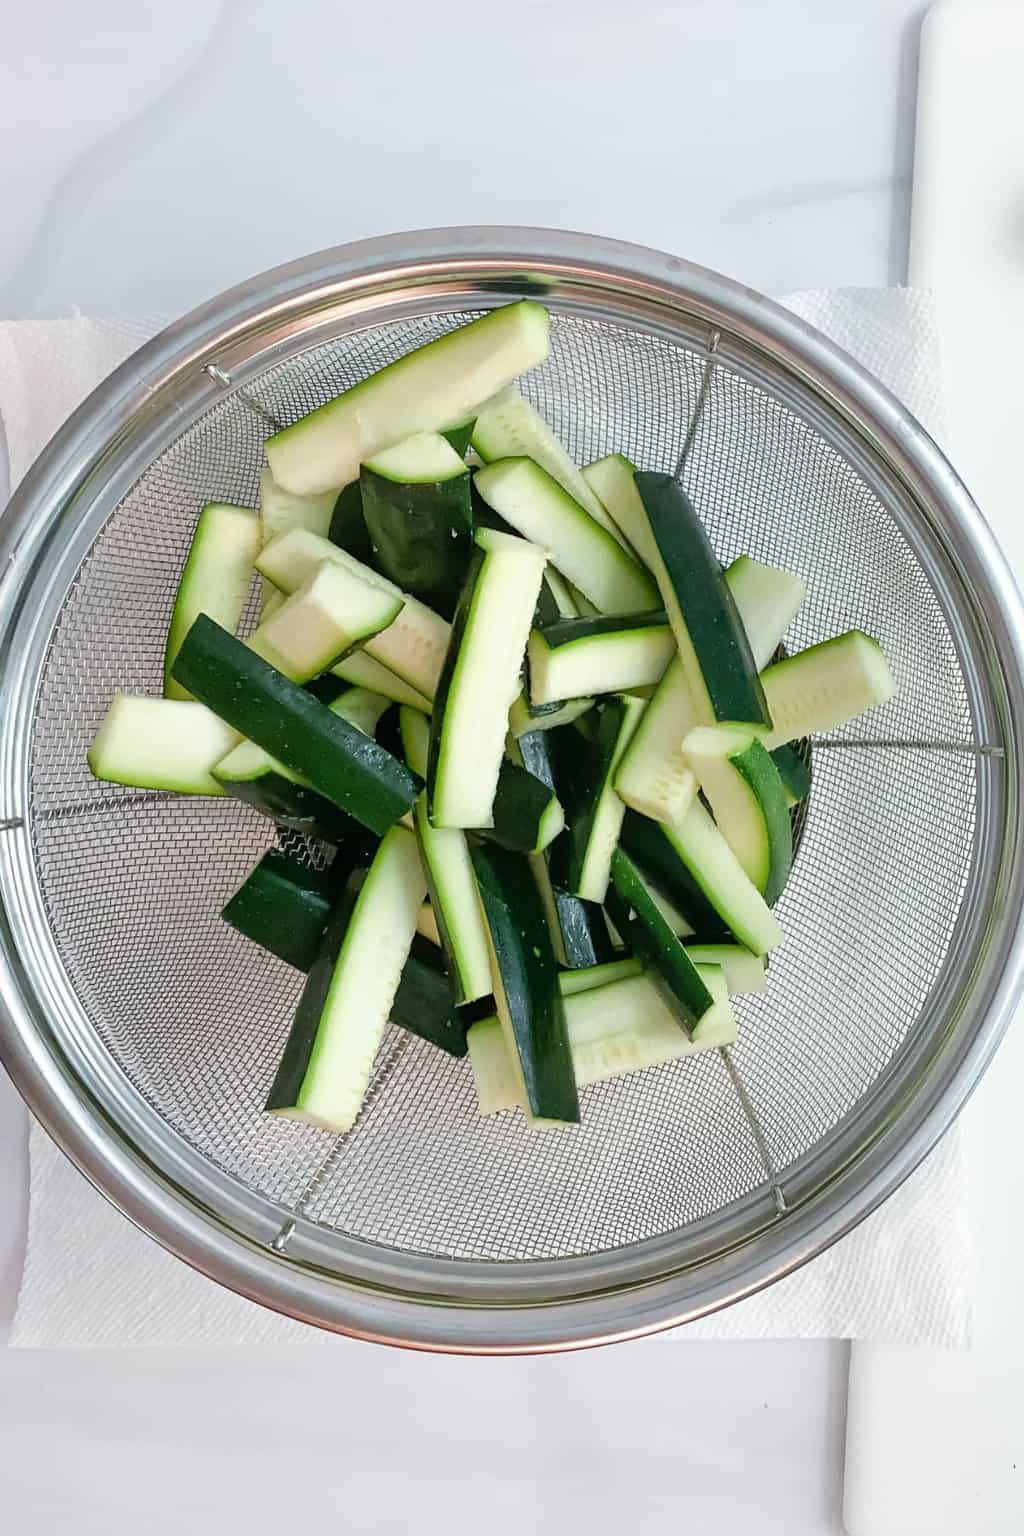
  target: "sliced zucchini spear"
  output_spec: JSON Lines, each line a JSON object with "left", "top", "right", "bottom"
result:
{"left": 224, "top": 852, "right": 469, "bottom": 1057}
{"left": 684, "top": 944, "right": 767, "bottom": 997}
{"left": 266, "top": 825, "right": 427, "bottom": 1132}
{"left": 561, "top": 948, "right": 767, "bottom": 1000}
{"left": 619, "top": 803, "right": 783, "bottom": 957}
{"left": 222, "top": 850, "right": 335, "bottom": 973}
{"left": 634, "top": 472, "right": 770, "bottom": 727}
{"left": 474, "top": 457, "right": 658, "bottom": 615}
{"left": 606, "top": 847, "right": 715, "bottom": 1037}
{"left": 212, "top": 684, "right": 389, "bottom": 851}
{"left": 615, "top": 548, "right": 805, "bottom": 825}
{"left": 470, "top": 385, "right": 629, "bottom": 545}
{"left": 427, "top": 526, "right": 547, "bottom": 829}
{"left": 400, "top": 707, "right": 492, "bottom": 1007}
{"left": 581, "top": 453, "right": 657, "bottom": 568}
{"left": 265, "top": 300, "right": 551, "bottom": 496}
{"left": 526, "top": 611, "right": 674, "bottom": 706}
{"left": 683, "top": 725, "right": 793, "bottom": 905}
{"left": 759, "top": 630, "right": 896, "bottom": 749}
{"left": 88, "top": 695, "right": 239, "bottom": 796}
{"left": 488, "top": 761, "right": 565, "bottom": 855}
{"left": 771, "top": 743, "right": 812, "bottom": 807}
{"left": 468, "top": 967, "right": 736, "bottom": 1116}
{"left": 471, "top": 841, "right": 579, "bottom": 1125}
{"left": 508, "top": 693, "right": 595, "bottom": 737}
{"left": 164, "top": 501, "right": 261, "bottom": 701}
{"left": 257, "top": 527, "right": 451, "bottom": 701}
{"left": 331, "top": 651, "right": 432, "bottom": 714}
{"left": 259, "top": 467, "right": 337, "bottom": 545}
{"left": 723, "top": 554, "right": 806, "bottom": 670}
{"left": 246, "top": 559, "right": 402, "bottom": 683}
{"left": 549, "top": 694, "right": 646, "bottom": 903}
{"left": 558, "top": 958, "right": 643, "bottom": 996}
{"left": 172, "top": 615, "right": 421, "bottom": 837}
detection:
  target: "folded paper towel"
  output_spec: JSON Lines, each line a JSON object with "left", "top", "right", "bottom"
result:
{"left": 0, "top": 292, "right": 972, "bottom": 1347}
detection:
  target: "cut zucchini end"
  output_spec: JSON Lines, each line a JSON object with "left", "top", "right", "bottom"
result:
{"left": 364, "top": 430, "right": 469, "bottom": 484}
{"left": 88, "top": 694, "right": 238, "bottom": 797}
{"left": 685, "top": 944, "right": 767, "bottom": 996}
{"left": 760, "top": 629, "right": 897, "bottom": 749}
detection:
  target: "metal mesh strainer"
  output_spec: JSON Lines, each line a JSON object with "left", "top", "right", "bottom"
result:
{"left": 1, "top": 229, "right": 1023, "bottom": 1351}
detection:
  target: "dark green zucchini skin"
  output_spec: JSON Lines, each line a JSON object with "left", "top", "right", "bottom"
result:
{"left": 619, "top": 809, "right": 730, "bottom": 941}
{"left": 531, "top": 580, "right": 565, "bottom": 631}
{"left": 442, "top": 420, "right": 476, "bottom": 458}
{"left": 265, "top": 874, "right": 357, "bottom": 1111}
{"left": 329, "top": 482, "right": 376, "bottom": 566}
{"left": 470, "top": 842, "right": 579, "bottom": 1123}
{"left": 771, "top": 742, "right": 812, "bottom": 803}
{"left": 554, "top": 891, "right": 617, "bottom": 969}
{"left": 172, "top": 616, "right": 421, "bottom": 836}
{"left": 391, "top": 935, "right": 472, "bottom": 1057}
{"left": 606, "top": 848, "right": 713, "bottom": 1035}
{"left": 534, "top": 610, "right": 669, "bottom": 648}
{"left": 546, "top": 698, "right": 624, "bottom": 894}
{"left": 360, "top": 465, "right": 473, "bottom": 619}
{"left": 516, "top": 727, "right": 615, "bottom": 967}
{"left": 482, "top": 760, "right": 560, "bottom": 854}
{"left": 222, "top": 850, "right": 334, "bottom": 972}
{"left": 216, "top": 760, "right": 379, "bottom": 858}
{"left": 516, "top": 726, "right": 561, "bottom": 790}
{"left": 635, "top": 472, "right": 770, "bottom": 726}
{"left": 304, "top": 674, "right": 348, "bottom": 707}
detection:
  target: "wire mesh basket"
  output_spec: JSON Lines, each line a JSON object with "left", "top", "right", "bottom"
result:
{"left": 1, "top": 229, "right": 1023, "bottom": 1351}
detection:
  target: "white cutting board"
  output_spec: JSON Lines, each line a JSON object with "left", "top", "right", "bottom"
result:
{"left": 845, "top": 3, "right": 1024, "bottom": 1532}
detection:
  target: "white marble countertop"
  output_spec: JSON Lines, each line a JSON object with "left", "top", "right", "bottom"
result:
{"left": 0, "top": 1, "right": 928, "bottom": 1529}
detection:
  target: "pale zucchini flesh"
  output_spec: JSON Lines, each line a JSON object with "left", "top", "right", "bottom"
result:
{"left": 471, "top": 386, "right": 629, "bottom": 545}
{"left": 88, "top": 695, "right": 239, "bottom": 795}
{"left": 246, "top": 561, "right": 401, "bottom": 683}
{"left": 468, "top": 967, "right": 736, "bottom": 1115}
{"left": 364, "top": 430, "right": 469, "bottom": 483}
{"left": 683, "top": 724, "right": 793, "bottom": 901}
{"left": 164, "top": 502, "right": 261, "bottom": 701}
{"left": 759, "top": 630, "right": 896, "bottom": 749}
{"left": 332, "top": 650, "right": 433, "bottom": 713}
{"left": 508, "top": 693, "right": 595, "bottom": 737}
{"left": 401, "top": 707, "right": 492, "bottom": 1005}
{"left": 582, "top": 454, "right": 656, "bottom": 568}
{"left": 259, "top": 466, "right": 337, "bottom": 544}
{"left": 256, "top": 527, "right": 451, "bottom": 700}
{"left": 723, "top": 554, "right": 806, "bottom": 670}
{"left": 662, "top": 799, "right": 783, "bottom": 957}
{"left": 429, "top": 527, "right": 547, "bottom": 829}
{"left": 474, "top": 457, "right": 657, "bottom": 615}
{"left": 527, "top": 619, "right": 674, "bottom": 706}
{"left": 614, "top": 656, "right": 700, "bottom": 824}
{"left": 684, "top": 944, "right": 767, "bottom": 996}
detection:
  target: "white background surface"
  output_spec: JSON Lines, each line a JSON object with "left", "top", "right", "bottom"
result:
{"left": 0, "top": 1, "right": 932, "bottom": 1530}
{"left": 844, "top": 6, "right": 1024, "bottom": 1532}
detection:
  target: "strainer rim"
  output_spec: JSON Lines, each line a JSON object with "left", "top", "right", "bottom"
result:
{"left": 1, "top": 226, "right": 1023, "bottom": 1351}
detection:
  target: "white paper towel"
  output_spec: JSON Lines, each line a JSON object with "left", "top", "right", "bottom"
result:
{"left": 0, "top": 291, "right": 972, "bottom": 1347}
